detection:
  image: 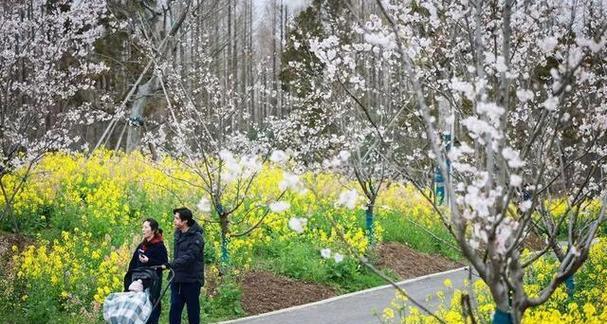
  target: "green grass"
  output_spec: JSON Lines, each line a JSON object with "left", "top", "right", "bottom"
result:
{"left": 252, "top": 237, "right": 394, "bottom": 294}
{"left": 377, "top": 211, "right": 461, "bottom": 261}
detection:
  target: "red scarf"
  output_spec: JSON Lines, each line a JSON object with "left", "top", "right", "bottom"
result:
{"left": 141, "top": 233, "right": 163, "bottom": 252}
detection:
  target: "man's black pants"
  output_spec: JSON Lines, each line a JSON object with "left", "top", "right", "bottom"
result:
{"left": 169, "top": 281, "right": 201, "bottom": 324}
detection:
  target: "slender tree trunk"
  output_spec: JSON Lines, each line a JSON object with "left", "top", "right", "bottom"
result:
{"left": 366, "top": 200, "right": 375, "bottom": 246}
{"left": 271, "top": 0, "right": 278, "bottom": 117}
{"left": 238, "top": 1, "right": 248, "bottom": 131}
{"left": 217, "top": 203, "right": 230, "bottom": 265}
{"left": 126, "top": 76, "right": 158, "bottom": 153}
{"left": 248, "top": 0, "right": 254, "bottom": 131}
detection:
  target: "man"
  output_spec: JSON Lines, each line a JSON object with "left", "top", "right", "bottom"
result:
{"left": 164, "top": 207, "right": 204, "bottom": 324}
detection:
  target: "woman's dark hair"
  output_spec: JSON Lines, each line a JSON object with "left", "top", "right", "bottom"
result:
{"left": 173, "top": 207, "right": 194, "bottom": 226}
{"left": 144, "top": 218, "right": 163, "bottom": 236}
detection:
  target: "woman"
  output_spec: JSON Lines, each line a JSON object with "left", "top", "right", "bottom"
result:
{"left": 126, "top": 218, "right": 168, "bottom": 324}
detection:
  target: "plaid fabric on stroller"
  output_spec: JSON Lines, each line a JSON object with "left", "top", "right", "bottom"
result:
{"left": 103, "top": 266, "right": 173, "bottom": 324}
{"left": 103, "top": 289, "right": 152, "bottom": 324}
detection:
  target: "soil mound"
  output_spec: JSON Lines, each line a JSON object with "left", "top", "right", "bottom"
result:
{"left": 376, "top": 242, "right": 461, "bottom": 279}
{"left": 241, "top": 270, "right": 335, "bottom": 315}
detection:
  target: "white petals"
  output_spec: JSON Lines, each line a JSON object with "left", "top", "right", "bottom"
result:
{"left": 516, "top": 89, "right": 534, "bottom": 103}
{"left": 450, "top": 78, "right": 475, "bottom": 100}
{"left": 495, "top": 220, "right": 518, "bottom": 254}
{"left": 539, "top": 36, "right": 558, "bottom": 53}
{"left": 241, "top": 155, "right": 262, "bottom": 176}
{"left": 509, "top": 175, "right": 522, "bottom": 187}
{"left": 196, "top": 197, "right": 211, "bottom": 213}
{"left": 502, "top": 147, "right": 524, "bottom": 168}
{"left": 338, "top": 150, "right": 351, "bottom": 162}
{"left": 333, "top": 253, "right": 344, "bottom": 263}
{"left": 219, "top": 149, "right": 235, "bottom": 163}
{"left": 269, "top": 201, "right": 290, "bottom": 213}
{"left": 336, "top": 189, "right": 359, "bottom": 209}
{"left": 495, "top": 56, "right": 507, "bottom": 73}
{"left": 519, "top": 200, "right": 532, "bottom": 212}
{"left": 363, "top": 32, "right": 396, "bottom": 50}
{"left": 575, "top": 36, "right": 606, "bottom": 53}
{"left": 279, "top": 172, "right": 301, "bottom": 191}
{"left": 477, "top": 102, "right": 505, "bottom": 122}
{"left": 469, "top": 239, "right": 480, "bottom": 250}
{"left": 219, "top": 151, "right": 262, "bottom": 183}
{"left": 288, "top": 217, "right": 308, "bottom": 234}
{"left": 270, "top": 150, "right": 288, "bottom": 164}
{"left": 320, "top": 248, "right": 332, "bottom": 259}
{"left": 542, "top": 96, "right": 559, "bottom": 111}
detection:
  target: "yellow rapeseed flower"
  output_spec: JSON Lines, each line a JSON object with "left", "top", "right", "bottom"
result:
{"left": 383, "top": 307, "right": 395, "bottom": 320}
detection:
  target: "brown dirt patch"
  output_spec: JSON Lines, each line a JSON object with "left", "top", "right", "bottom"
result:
{"left": 241, "top": 270, "right": 336, "bottom": 315}
{"left": 376, "top": 242, "right": 462, "bottom": 280}
{"left": 0, "top": 232, "right": 32, "bottom": 268}
{"left": 521, "top": 232, "right": 545, "bottom": 251}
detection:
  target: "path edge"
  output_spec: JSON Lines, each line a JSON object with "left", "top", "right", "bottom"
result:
{"left": 216, "top": 266, "right": 469, "bottom": 323}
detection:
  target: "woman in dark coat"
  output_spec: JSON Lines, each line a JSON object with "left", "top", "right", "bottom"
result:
{"left": 126, "top": 218, "right": 168, "bottom": 324}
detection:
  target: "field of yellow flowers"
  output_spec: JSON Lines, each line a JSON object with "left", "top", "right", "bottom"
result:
{"left": 0, "top": 151, "right": 456, "bottom": 323}
{"left": 3, "top": 152, "right": 602, "bottom": 323}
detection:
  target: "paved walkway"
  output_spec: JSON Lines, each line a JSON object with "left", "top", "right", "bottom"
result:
{"left": 218, "top": 267, "right": 474, "bottom": 324}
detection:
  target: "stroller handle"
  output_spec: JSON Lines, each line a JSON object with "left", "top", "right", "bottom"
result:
{"left": 144, "top": 265, "right": 175, "bottom": 312}
{"left": 148, "top": 265, "right": 175, "bottom": 282}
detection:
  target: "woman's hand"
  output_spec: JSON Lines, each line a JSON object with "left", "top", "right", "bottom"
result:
{"left": 138, "top": 254, "right": 149, "bottom": 263}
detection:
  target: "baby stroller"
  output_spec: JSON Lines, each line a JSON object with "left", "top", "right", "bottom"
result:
{"left": 103, "top": 266, "right": 174, "bottom": 324}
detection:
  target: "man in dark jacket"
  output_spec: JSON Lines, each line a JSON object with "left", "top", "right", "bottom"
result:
{"left": 166, "top": 207, "right": 204, "bottom": 324}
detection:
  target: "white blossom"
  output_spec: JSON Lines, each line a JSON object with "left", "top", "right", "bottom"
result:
{"left": 288, "top": 217, "right": 307, "bottom": 234}
{"left": 477, "top": 102, "right": 505, "bottom": 122}
{"left": 510, "top": 175, "right": 522, "bottom": 187}
{"left": 338, "top": 150, "right": 351, "bottom": 162}
{"left": 542, "top": 96, "right": 559, "bottom": 111}
{"left": 196, "top": 197, "right": 211, "bottom": 213}
{"left": 516, "top": 89, "right": 534, "bottom": 102}
{"left": 320, "top": 248, "right": 332, "bottom": 259}
{"left": 473, "top": 223, "right": 489, "bottom": 243}
{"left": 576, "top": 36, "right": 606, "bottom": 53}
{"left": 363, "top": 32, "right": 396, "bottom": 50}
{"left": 241, "top": 154, "right": 262, "bottom": 178}
{"left": 495, "top": 56, "right": 508, "bottom": 73}
{"left": 450, "top": 78, "right": 475, "bottom": 100}
{"left": 539, "top": 36, "right": 558, "bottom": 53}
{"left": 502, "top": 147, "right": 524, "bottom": 168}
{"left": 336, "top": 189, "right": 359, "bottom": 209}
{"left": 519, "top": 200, "right": 533, "bottom": 212}
{"left": 269, "top": 201, "right": 290, "bottom": 213}
{"left": 495, "top": 220, "right": 518, "bottom": 254}
{"left": 461, "top": 117, "right": 501, "bottom": 140}
{"left": 469, "top": 239, "right": 480, "bottom": 250}
{"left": 270, "top": 150, "right": 289, "bottom": 164}
{"left": 333, "top": 253, "right": 344, "bottom": 263}
{"left": 279, "top": 172, "right": 301, "bottom": 191}
{"left": 219, "top": 149, "right": 235, "bottom": 163}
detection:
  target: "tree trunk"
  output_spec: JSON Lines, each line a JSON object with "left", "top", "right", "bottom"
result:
{"left": 366, "top": 201, "right": 375, "bottom": 246}
{"left": 271, "top": 0, "right": 278, "bottom": 116}
{"left": 126, "top": 76, "right": 158, "bottom": 153}
{"left": 248, "top": 0, "right": 254, "bottom": 132}
{"left": 217, "top": 203, "right": 230, "bottom": 266}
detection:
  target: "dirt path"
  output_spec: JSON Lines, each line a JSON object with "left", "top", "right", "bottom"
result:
{"left": 239, "top": 242, "right": 462, "bottom": 317}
